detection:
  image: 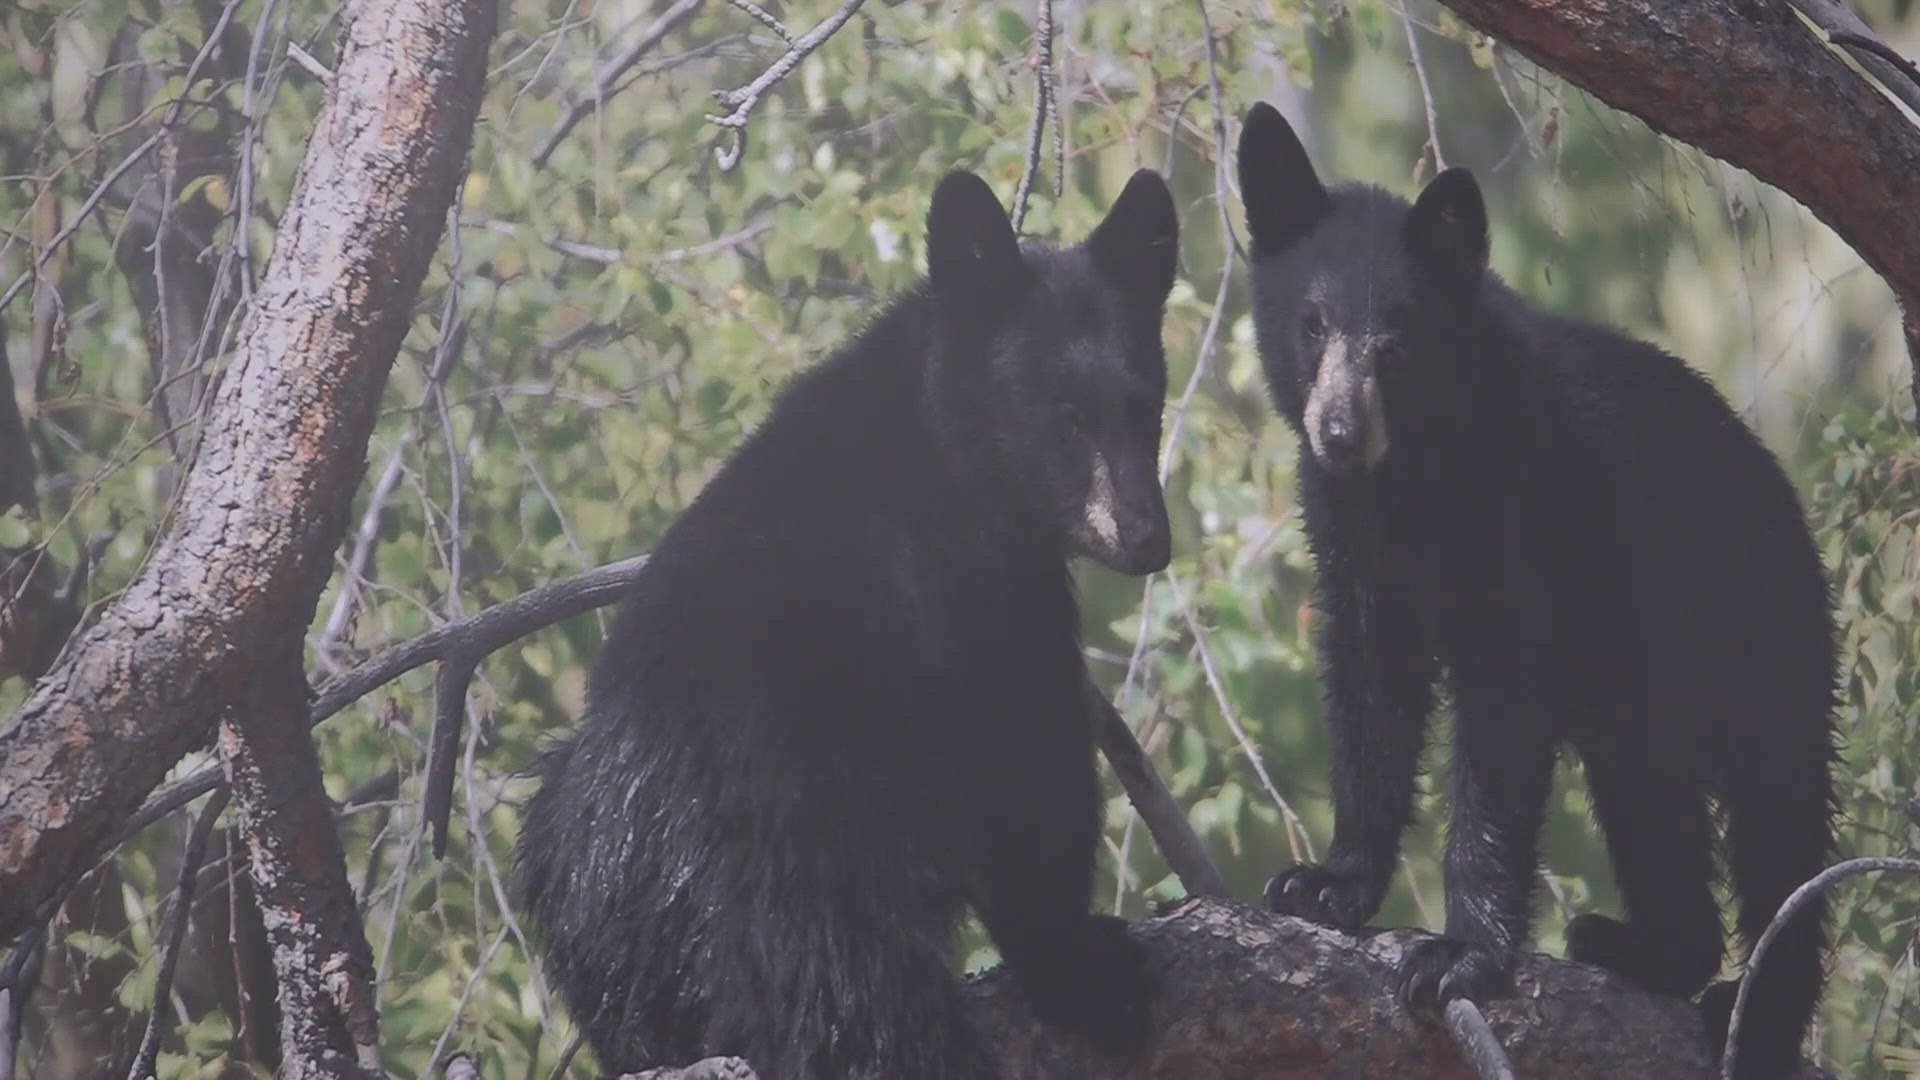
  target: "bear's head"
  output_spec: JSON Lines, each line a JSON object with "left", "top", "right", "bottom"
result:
{"left": 921, "top": 169, "right": 1178, "bottom": 576}
{"left": 1236, "top": 101, "right": 1490, "bottom": 479}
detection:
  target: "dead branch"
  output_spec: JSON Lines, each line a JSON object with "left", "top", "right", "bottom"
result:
{"left": 1785, "top": 0, "right": 1920, "bottom": 117}
{"left": 1090, "top": 690, "right": 1230, "bottom": 900}
{"left": 0, "top": 0, "right": 496, "bottom": 948}
{"left": 125, "top": 789, "right": 230, "bottom": 1080}
{"left": 1428, "top": 0, "right": 1920, "bottom": 407}
{"left": 1010, "top": 0, "right": 1057, "bottom": 234}
{"left": 1722, "top": 856, "right": 1920, "bottom": 1078}
{"left": 725, "top": 0, "right": 791, "bottom": 41}
{"left": 533, "top": 0, "right": 707, "bottom": 169}
{"left": 708, "top": 0, "right": 868, "bottom": 170}
{"left": 0, "top": 322, "right": 33, "bottom": 515}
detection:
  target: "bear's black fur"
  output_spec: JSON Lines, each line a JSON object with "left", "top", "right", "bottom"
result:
{"left": 1237, "top": 102, "right": 1838, "bottom": 1079}
{"left": 513, "top": 169, "right": 1180, "bottom": 1078}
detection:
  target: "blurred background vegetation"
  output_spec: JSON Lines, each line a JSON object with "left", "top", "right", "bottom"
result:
{"left": 2, "top": 0, "right": 1918, "bottom": 1075}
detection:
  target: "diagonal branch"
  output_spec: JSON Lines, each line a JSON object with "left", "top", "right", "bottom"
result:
{"left": 707, "top": 0, "right": 867, "bottom": 170}
{"left": 1010, "top": 0, "right": 1057, "bottom": 234}
{"left": 533, "top": 0, "right": 706, "bottom": 169}
{"left": 125, "top": 556, "right": 650, "bottom": 848}
{"left": 125, "top": 789, "right": 230, "bottom": 1080}
{"left": 1721, "top": 856, "right": 1920, "bottom": 1079}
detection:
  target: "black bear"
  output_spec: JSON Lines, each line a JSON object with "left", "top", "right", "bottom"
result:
{"left": 513, "top": 168, "right": 1180, "bottom": 1078}
{"left": 1236, "top": 102, "right": 1837, "bottom": 1079}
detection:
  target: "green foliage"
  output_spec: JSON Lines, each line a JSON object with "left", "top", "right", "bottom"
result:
{"left": 1, "top": 0, "right": 1916, "bottom": 1076}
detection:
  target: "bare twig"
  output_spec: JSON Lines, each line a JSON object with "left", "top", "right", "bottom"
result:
{"left": 1166, "top": 570, "right": 1313, "bottom": 863}
{"left": 1194, "top": 0, "right": 1243, "bottom": 260}
{"left": 1010, "top": 0, "right": 1056, "bottom": 233}
{"left": 657, "top": 217, "right": 775, "bottom": 261}
{"left": 315, "top": 436, "right": 413, "bottom": 667}
{"left": 1090, "top": 687, "right": 1229, "bottom": 899}
{"left": 285, "top": 40, "right": 334, "bottom": 83}
{"left": 545, "top": 1033, "right": 586, "bottom": 1080}
{"left": 1403, "top": 4, "right": 1446, "bottom": 172}
{"left": 1722, "top": 856, "right": 1920, "bottom": 1079}
{"left": 126, "top": 789, "right": 232, "bottom": 1080}
{"left": 1446, "top": 998, "right": 1518, "bottom": 1080}
{"left": 0, "top": 131, "right": 164, "bottom": 315}
{"left": 0, "top": 986, "right": 11, "bottom": 1080}
{"left": 464, "top": 215, "right": 772, "bottom": 266}
{"left": 1829, "top": 30, "right": 1920, "bottom": 94}
{"left": 533, "top": 0, "right": 705, "bottom": 168}
{"left": 726, "top": 0, "right": 793, "bottom": 43}
{"left": 708, "top": 0, "right": 867, "bottom": 170}
{"left": 1783, "top": 0, "right": 1920, "bottom": 119}
{"left": 427, "top": 927, "right": 510, "bottom": 1069}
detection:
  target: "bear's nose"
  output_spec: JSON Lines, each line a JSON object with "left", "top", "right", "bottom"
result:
{"left": 1323, "top": 416, "right": 1362, "bottom": 456}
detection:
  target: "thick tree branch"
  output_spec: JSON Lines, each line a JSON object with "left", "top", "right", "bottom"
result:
{"left": 969, "top": 898, "right": 1821, "bottom": 1078}
{"left": 1431, "top": 0, "right": 1920, "bottom": 405}
{"left": 220, "top": 650, "right": 383, "bottom": 1077}
{"left": 0, "top": 0, "right": 497, "bottom": 946}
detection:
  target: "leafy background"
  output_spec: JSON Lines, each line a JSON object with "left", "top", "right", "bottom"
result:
{"left": 2, "top": 0, "right": 1918, "bottom": 1075}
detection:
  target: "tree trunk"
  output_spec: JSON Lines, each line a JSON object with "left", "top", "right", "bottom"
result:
{"left": 0, "top": 0, "right": 497, "bottom": 946}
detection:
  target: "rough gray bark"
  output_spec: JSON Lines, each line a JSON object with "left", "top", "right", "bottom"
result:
{"left": 971, "top": 898, "right": 1823, "bottom": 1079}
{"left": 0, "top": 0, "right": 497, "bottom": 951}
{"left": 1428, "top": 0, "right": 1920, "bottom": 406}
{"left": 221, "top": 652, "right": 384, "bottom": 1078}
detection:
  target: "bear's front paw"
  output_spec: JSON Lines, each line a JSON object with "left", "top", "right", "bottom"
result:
{"left": 1396, "top": 935, "right": 1513, "bottom": 1014}
{"left": 1263, "top": 861, "right": 1381, "bottom": 931}
{"left": 1019, "top": 915, "right": 1155, "bottom": 1057}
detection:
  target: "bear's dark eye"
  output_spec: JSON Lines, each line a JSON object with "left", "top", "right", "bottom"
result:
{"left": 1300, "top": 310, "right": 1325, "bottom": 343}
{"left": 1375, "top": 339, "right": 1405, "bottom": 365}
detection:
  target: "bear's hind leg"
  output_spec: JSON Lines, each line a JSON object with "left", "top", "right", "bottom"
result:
{"left": 701, "top": 903, "right": 1000, "bottom": 1080}
{"left": 1569, "top": 744, "right": 1723, "bottom": 999}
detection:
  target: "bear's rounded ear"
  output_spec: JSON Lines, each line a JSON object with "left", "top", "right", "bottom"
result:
{"left": 1237, "top": 102, "right": 1326, "bottom": 259}
{"left": 1404, "top": 167, "right": 1488, "bottom": 285}
{"left": 926, "top": 171, "right": 1023, "bottom": 307}
{"left": 1088, "top": 169, "right": 1179, "bottom": 305}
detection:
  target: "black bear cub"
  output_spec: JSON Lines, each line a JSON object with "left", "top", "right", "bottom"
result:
{"left": 1237, "top": 103, "right": 1837, "bottom": 1079}
{"left": 514, "top": 169, "right": 1179, "bottom": 1078}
